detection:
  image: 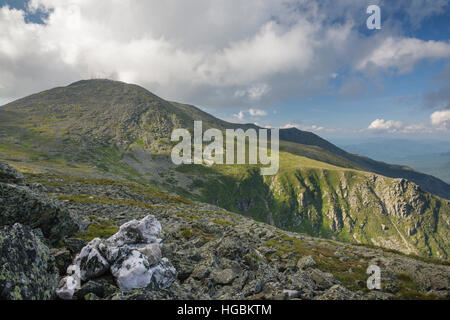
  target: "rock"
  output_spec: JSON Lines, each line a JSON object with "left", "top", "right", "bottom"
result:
{"left": 365, "top": 290, "right": 394, "bottom": 300}
{"left": 84, "top": 293, "right": 100, "bottom": 300}
{"left": 211, "top": 268, "right": 236, "bottom": 285}
{"left": 216, "top": 237, "right": 246, "bottom": 260}
{"left": 59, "top": 215, "right": 176, "bottom": 295}
{"left": 108, "top": 215, "right": 161, "bottom": 246}
{"left": 287, "top": 271, "right": 315, "bottom": 299}
{"left": 283, "top": 289, "right": 301, "bottom": 299}
{"left": 74, "top": 280, "right": 108, "bottom": 300}
{"left": 0, "top": 223, "right": 59, "bottom": 300}
{"left": 309, "top": 269, "right": 338, "bottom": 290}
{"left": 65, "top": 238, "right": 88, "bottom": 254}
{"left": 138, "top": 243, "right": 162, "bottom": 265}
{"left": 51, "top": 248, "right": 73, "bottom": 275}
{"left": 149, "top": 258, "right": 177, "bottom": 290}
{"left": 192, "top": 265, "right": 210, "bottom": 280}
{"left": 75, "top": 238, "right": 110, "bottom": 281}
{"left": 315, "top": 285, "right": 361, "bottom": 300}
{"left": 176, "top": 262, "right": 194, "bottom": 281}
{"left": 0, "top": 161, "right": 24, "bottom": 184}
{"left": 56, "top": 275, "right": 79, "bottom": 300}
{"left": 297, "top": 256, "right": 316, "bottom": 270}
{"left": 0, "top": 183, "right": 79, "bottom": 243}
{"left": 26, "top": 182, "right": 47, "bottom": 193}
{"left": 111, "top": 249, "right": 153, "bottom": 291}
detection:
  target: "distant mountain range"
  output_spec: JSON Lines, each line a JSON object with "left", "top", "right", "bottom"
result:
{"left": 338, "top": 139, "right": 450, "bottom": 184}
{"left": 0, "top": 79, "right": 448, "bottom": 259}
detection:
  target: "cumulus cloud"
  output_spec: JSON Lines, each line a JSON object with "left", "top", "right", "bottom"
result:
{"left": 0, "top": 0, "right": 449, "bottom": 109}
{"left": 430, "top": 109, "right": 450, "bottom": 129}
{"left": 357, "top": 37, "right": 450, "bottom": 73}
{"left": 368, "top": 111, "right": 450, "bottom": 134}
{"left": 368, "top": 119, "right": 403, "bottom": 131}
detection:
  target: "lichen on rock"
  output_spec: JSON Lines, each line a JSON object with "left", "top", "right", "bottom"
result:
{"left": 0, "top": 223, "right": 59, "bottom": 300}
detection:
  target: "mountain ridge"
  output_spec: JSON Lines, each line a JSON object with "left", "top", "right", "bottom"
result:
{"left": 0, "top": 79, "right": 448, "bottom": 259}
{"left": 1, "top": 79, "right": 448, "bottom": 199}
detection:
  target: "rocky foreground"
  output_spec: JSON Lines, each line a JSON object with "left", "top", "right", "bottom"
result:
{"left": 0, "top": 161, "right": 449, "bottom": 300}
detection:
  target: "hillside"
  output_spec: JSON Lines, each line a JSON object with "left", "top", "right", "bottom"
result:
{"left": 0, "top": 79, "right": 449, "bottom": 260}
{"left": 1, "top": 162, "right": 449, "bottom": 300}
{"left": 2, "top": 79, "right": 448, "bottom": 198}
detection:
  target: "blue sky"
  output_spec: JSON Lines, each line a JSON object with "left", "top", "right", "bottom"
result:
{"left": 0, "top": 0, "right": 449, "bottom": 141}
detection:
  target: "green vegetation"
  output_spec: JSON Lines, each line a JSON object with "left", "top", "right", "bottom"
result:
{"left": 75, "top": 216, "right": 119, "bottom": 242}
{"left": 178, "top": 153, "right": 449, "bottom": 260}
{"left": 212, "top": 219, "right": 237, "bottom": 227}
{"left": 265, "top": 235, "right": 370, "bottom": 292}
{"left": 57, "top": 194, "right": 155, "bottom": 209}
{"left": 0, "top": 79, "right": 448, "bottom": 261}
{"left": 27, "top": 173, "right": 192, "bottom": 205}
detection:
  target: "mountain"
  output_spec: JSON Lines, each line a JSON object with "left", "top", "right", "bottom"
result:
{"left": 0, "top": 79, "right": 449, "bottom": 260}
{"left": 2, "top": 162, "right": 449, "bottom": 300}
{"left": 338, "top": 139, "right": 450, "bottom": 184}
{"left": 280, "top": 131, "right": 450, "bottom": 200}
{"left": 338, "top": 138, "right": 450, "bottom": 160}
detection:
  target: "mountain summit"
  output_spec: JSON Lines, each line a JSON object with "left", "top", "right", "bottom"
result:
{"left": 0, "top": 79, "right": 448, "bottom": 259}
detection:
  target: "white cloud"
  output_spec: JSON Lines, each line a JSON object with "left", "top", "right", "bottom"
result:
{"left": 281, "top": 123, "right": 301, "bottom": 129}
{"left": 233, "top": 111, "right": 245, "bottom": 121}
{"left": 430, "top": 109, "right": 450, "bottom": 129}
{"left": 233, "top": 108, "right": 269, "bottom": 122}
{"left": 249, "top": 108, "right": 268, "bottom": 116}
{"left": 281, "top": 123, "right": 328, "bottom": 132}
{"left": 357, "top": 37, "right": 450, "bottom": 73}
{"left": 368, "top": 119, "right": 403, "bottom": 131}
{"left": 0, "top": 1, "right": 449, "bottom": 108}
{"left": 234, "top": 84, "right": 271, "bottom": 101}
{"left": 367, "top": 112, "right": 450, "bottom": 134}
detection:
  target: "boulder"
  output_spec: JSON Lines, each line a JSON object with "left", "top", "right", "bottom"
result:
{"left": 51, "top": 248, "right": 73, "bottom": 275}
{"left": 138, "top": 243, "right": 162, "bottom": 265}
{"left": 107, "top": 215, "right": 161, "bottom": 246}
{"left": 297, "top": 255, "right": 317, "bottom": 270}
{"left": 211, "top": 268, "right": 236, "bottom": 285}
{"left": 75, "top": 238, "right": 110, "bottom": 281}
{"left": 56, "top": 275, "right": 79, "bottom": 300}
{"left": 65, "top": 238, "right": 88, "bottom": 254}
{"left": 308, "top": 269, "right": 338, "bottom": 291}
{"left": 74, "top": 280, "right": 112, "bottom": 300}
{"left": 149, "top": 258, "right": 177, "bottom": 290}
{"left": 58, "top": 215, "right": 176, "bottom": 298}
{"left": 0, "top": 223, "right": 59, "bottom": 300}
{"left": 111, "top": 249, "right": 154, "bottom": 291}
{"left": 0, "top": 183, "right": 79, "bottom": 243}
{"left": 315, "top": 284, "right": 362, "bottom": 300}
{"left": 0, "top": 161, "right": 24, "bottom": 184}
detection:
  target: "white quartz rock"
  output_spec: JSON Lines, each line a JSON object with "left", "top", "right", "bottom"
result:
{"left": 107, "top": 215, "right": 162, "bottom": 246}
{"left": 138, "top": 243, "right": 162, "bottom": 265}
{"left": 56, "top": 273, "right": 79, "bottom": 300}
{"left": 74, "top": 238, "right": 110, "bottom": 281}
{"left": 59, "top": 215, "right": 175, "bottom": 296}
{"left": 149, "top": 258, "right": 177, "bottom": 290}
{"left": 111, "top": 250, "right": 153, "bottom": 291}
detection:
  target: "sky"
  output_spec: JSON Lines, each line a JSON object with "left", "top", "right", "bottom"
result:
{"left": 0, "top": 0, "right": 449, "bottom": 141}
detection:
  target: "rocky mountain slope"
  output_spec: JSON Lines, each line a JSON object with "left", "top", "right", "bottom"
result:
{"left": 0, "top": 79, "right": 448, "bottom": 261}
{"left": 1, "top": 79, "right": 448, "bottom": 198}
{"left": 1, "top": 162, "right": 448, "bottom": 300}
{"left": 181, "top": 162, "right": 449, "bottom": 260}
